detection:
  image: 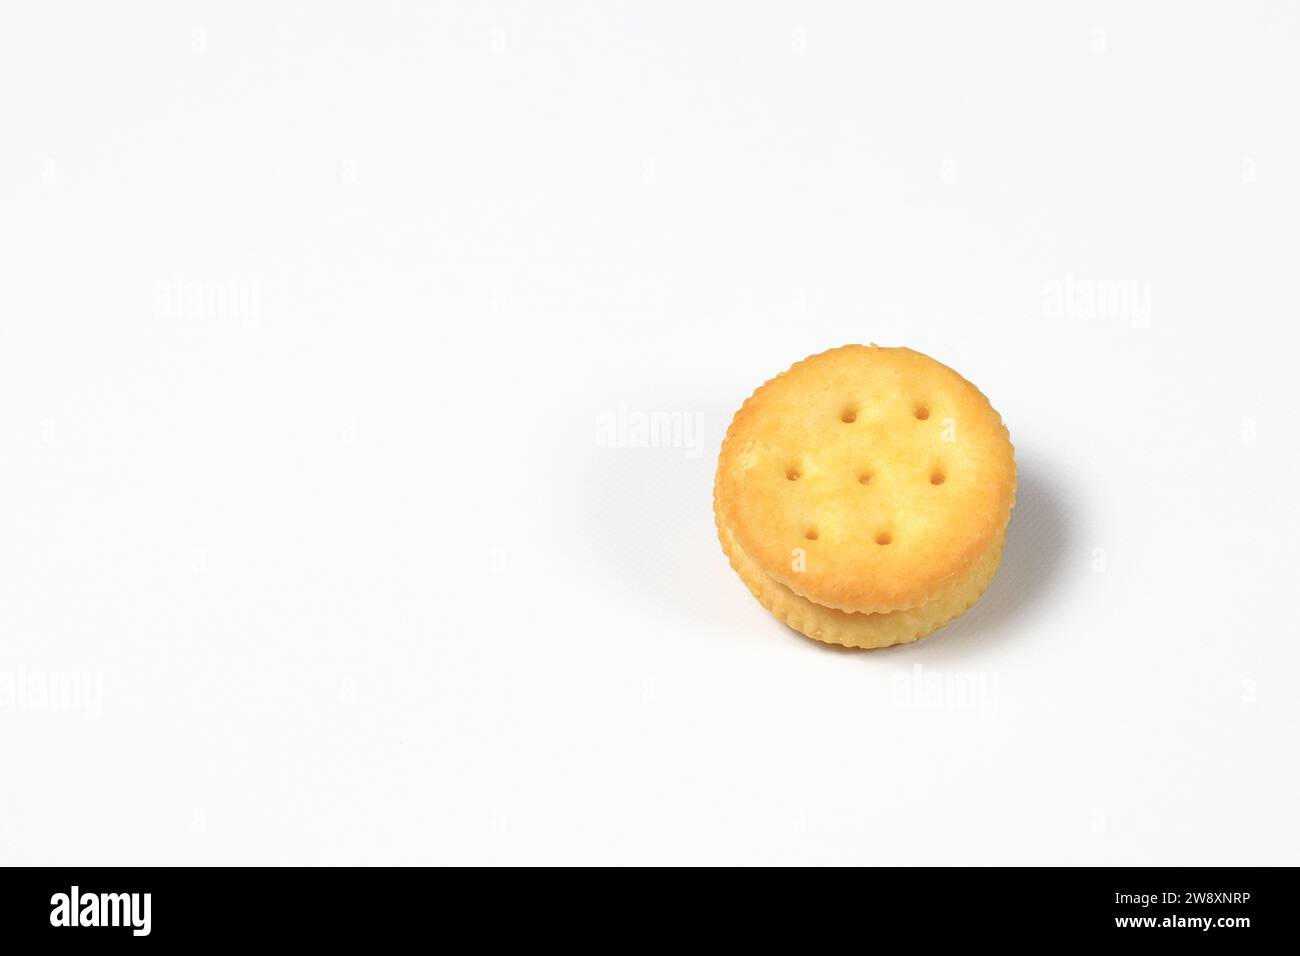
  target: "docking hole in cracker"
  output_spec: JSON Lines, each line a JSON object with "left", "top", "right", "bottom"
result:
{"left": 714, "top": 344, "right": 1015, "bottom": 649}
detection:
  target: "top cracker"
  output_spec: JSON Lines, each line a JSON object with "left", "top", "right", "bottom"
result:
{"left": 715, "top": 345, "right": 1016, "bottom": 614}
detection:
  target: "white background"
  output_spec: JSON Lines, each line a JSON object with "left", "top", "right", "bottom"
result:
{"left": 2, "top": 2, "right": 1297, "bottom": 865}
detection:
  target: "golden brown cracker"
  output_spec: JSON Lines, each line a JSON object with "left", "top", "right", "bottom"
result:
{"left": 716, "top": 506, "right": 1004, "bottom": 649}
{"left": 715, "top": 345, "right": 1015, "bottom": 614}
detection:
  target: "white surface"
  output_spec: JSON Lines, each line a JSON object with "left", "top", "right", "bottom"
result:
{"left": 2, "top": 2, "right": 1297, "bottom": 865}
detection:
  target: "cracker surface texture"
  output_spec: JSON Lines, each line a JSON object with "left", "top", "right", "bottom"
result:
{"left": 714, "top": 344, "right": 1015, "bottom": 648}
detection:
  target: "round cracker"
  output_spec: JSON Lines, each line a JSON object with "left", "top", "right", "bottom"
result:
{"left": 715, "top": 345, "right": 1015, "bottom": 614}
{"left": 717, "top": 507, "right": 1004, "bottom": 649}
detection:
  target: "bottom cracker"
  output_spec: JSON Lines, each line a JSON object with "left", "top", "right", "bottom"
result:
{"left": 717, "top": 515, "right": 1005, "bottom": 650}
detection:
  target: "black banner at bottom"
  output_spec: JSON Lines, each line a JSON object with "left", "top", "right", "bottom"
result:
{"left": 0, "top": 866, "right": 1289, "bottom": 944}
